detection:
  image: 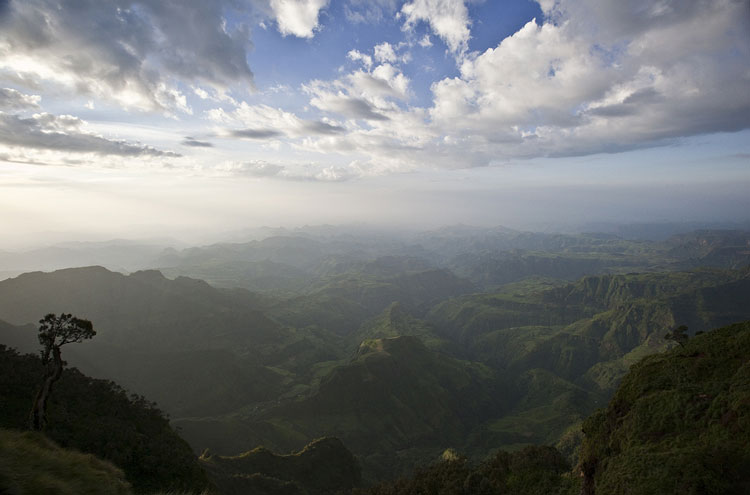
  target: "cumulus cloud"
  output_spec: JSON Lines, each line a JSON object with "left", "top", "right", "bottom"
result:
{"left": 0, "top": 0, "right": 254, "bottom": 112}
{"left": 373, "top": 42, "right": 397, "bottom": 63}
{"left": 0, "top": 112, "right": 180, "bottom": 157}
{"left": 269, "top": 0, "right": 329, "bottom": 38}
{"left": 295, "top": 0, "right": 750, "bottom": 174}
{"left": 348, "top": 49, "right": 373, "bottom": 69}
{"left": 424, "top": 0, "right": 750, "bottom": 159}
{"left": 306, "top": 47, "right": 412, "bottom": 123}
{"left": 308, "top": 92, "right": 390, "bottom": 121}
{"left": 0, "top": 88, "right": 41, "bottom": 111}
{"left": 400, "top": 0, "right": 471, "bottom": 56}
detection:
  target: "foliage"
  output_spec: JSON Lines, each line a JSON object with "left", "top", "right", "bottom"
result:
{"left": 578, "top": 321, "right": 750, "bottom": 494}
{"left": 37, "top": 312, "right": 95, "bottom": 360}
{"left": 664, "top": 324, "right": 689, "bottom": 347}
{"left": 357, "top": 445, "right": 579, "bottom": 495}
{"left": 30, "top": 312, "right": 96, "bottom": 431}
{"left": 2, "top": 256, "right": 750, "bottom": 487}
{"left": 0, "top": 345, "right": 212, "bottom": 494}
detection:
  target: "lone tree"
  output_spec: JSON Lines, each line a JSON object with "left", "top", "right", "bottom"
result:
{"left": 664, "top": 324, "right": 689, "bottom": 348}
{"left": 29, "top": 313, "right": 95, "bottom": 431}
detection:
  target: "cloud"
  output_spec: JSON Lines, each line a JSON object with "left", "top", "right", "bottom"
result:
{"left": 229, "top": 128, "right": 283, "bottom": 139}
{"left": 293, "top": 0, "right": 750, "bottom": 175}
{"left": 0, "top": 111, "right": 180, "bottom": 157}
{"left": 182, "top": 136, "right": 214, "bottom": 147}
{"left": 220, "top": 160, "right": 285, "bottom": 177}
{"left": 307, "top": 91, "right": 389, "bottom": 121}
{"left": 373, "top": 42, "right": 397, "bottom": 63}
{"left": 347, "top": 49, "right": 373, "bottom": 69}
{"left": 215, "top": 159, "right": 361, "bottom": 182}
{"left": 209, "top": 101, "right": 344, "bottom": 139}
{"left": 305, "top": 54, "right": 412, "bottom": 122}
{"left": 0, "top": 0, "right": 254, "bottom": 112}
{"left": 400, "top": 0, "right": 471, "bottom": 56}
{"left": 302, "top": 120, "right": 346, "bottom": 135}
{"left": 269, "top": 0, "right": 329, "bottom": 38}
{"left": 0, "top": 88, "right": 41, "bottom": 111}
{"left": 423, "top": 0, "right": 750, "bottom": 159}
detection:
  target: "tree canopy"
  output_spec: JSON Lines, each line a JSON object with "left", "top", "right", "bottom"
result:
{"left": 30, "top": 313, "right": 95, "bottom": 431}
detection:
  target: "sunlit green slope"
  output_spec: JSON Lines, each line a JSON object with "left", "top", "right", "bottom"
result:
{"left": 579, "top": 321, "right": 750, "bottom": 494}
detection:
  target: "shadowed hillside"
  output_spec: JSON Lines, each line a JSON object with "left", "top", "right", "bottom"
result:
{"left": 177, "top": 336, "right": 507, "bottom": 483}
{"left": 0, "top": 428, "right": 133, "bottom": 495}
{"left": 201, "top": 437, "right": 361, "bottom": 495}
{"left": 0, "top": 344, "right": 212, "bottom": 494}
{"left": 0, "top": 268, "right": 338, "bottom": 418}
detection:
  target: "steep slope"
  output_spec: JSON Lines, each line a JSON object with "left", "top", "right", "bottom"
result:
{"left": 0, "top": 428, "right": 133, "bottom": 495}
{"left": 0, "top": 344, "right": 212, "bottom": 494}
{"left": 579, "top": 321, "right": 750, "bottom": 495}
{"left": 0, "top": 267, "right": 309, "bottom": 418}
{"left": 176, "top": 336, "right": 506, "bottom": 483}
{"left": 666, "top": 229, "right": 750, "bottom": 269}
{"left": 272, "top": 267, "right": 475, "bottom": 336}
{"left": 0, "top": 266, "right": 279, "bottom": 351}
{"left": 429, "top": 268, "right": 750, "bottom": 390}
{"left": 201, "top": 437, "right": 361, "bottom": 495}
{"left": 350, "top": 302, "right": 450, "bottom": 352}
{"left": 357, "top": 445, "right": 577, "bottom": 495}
{"left": 161, "top": 258, "right": 315, "bottom": 293}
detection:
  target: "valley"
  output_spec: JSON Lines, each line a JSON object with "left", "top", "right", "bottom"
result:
{"left": 1, "top": 225, "right": 749, "bottom": 493}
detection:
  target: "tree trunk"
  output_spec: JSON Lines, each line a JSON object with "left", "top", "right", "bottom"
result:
{"left": 29, "top": 346, "right": 63, "bottom": 431}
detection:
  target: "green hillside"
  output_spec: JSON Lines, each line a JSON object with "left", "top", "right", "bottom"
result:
{"left": 270, "top": 267, "right": 475, "bottom": 336}
{"left": 357, "top": 320, "right": 750, "bottom": 494}
{"left": 579, "top": 320, "right": 750, "bottom": 494}
{"left": 1, "top": 252, "right": 748, "bottom": 491}
{"left": 0, "top": 345, "right": 212, "bottom": 494}
{"left": 0, "top": 267, "right": 279, "bottom": 351}
{"left": 177, "top": 336, "right": 506, "bottom": 483}
{"left": 0, "top": 428, "right": 133, "bottom": 495}
{"left": 356, "top": 445, "right": 577, "bottom": 495}
{"left": 0, "top": 268, "right": 333, "bottom": 419}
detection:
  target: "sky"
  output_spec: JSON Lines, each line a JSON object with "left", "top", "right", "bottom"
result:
{"left": 0, "top": 0, "right": 749, "bottom": 247}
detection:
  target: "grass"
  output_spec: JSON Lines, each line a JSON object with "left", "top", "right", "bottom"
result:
{"left": 0, "top": 428, "right": 132, "bottom": 495}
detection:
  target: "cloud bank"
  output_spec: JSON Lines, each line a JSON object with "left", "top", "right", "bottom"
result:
{"left": 1, "top": 0, "right": 747, "bottom": 178}
{"left": 0, "top": 111, "right": 179, "bottom": 157}
{"left": 0, "top": 0, "right": 254, "bottom": 112}
{"left": 302, "top": 0, "right": 750, "bottom": 171}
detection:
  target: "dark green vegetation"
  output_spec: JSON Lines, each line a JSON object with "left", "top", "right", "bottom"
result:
{"left": 201, "top": 437, "right": 361, "bottom": 495}
{"left": 0, "top": 345, "right": 211, "bottom": 494}
{"left": 0, "top": 428, "right": 132, "bottom": 495}
{"left": 579, "top": 320, "right": 750, "bottom": 494}
{"left": 356, "top": 446, "right": 577, "bottom": 495}
{"left": 30, "top": 313, "right": 95, "bottom": 431}
{"left": 1, "top": 226, "right": 749, "bottom": 490}
{"left": 352, "top": 320, "right": 750, "bottom": 494}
